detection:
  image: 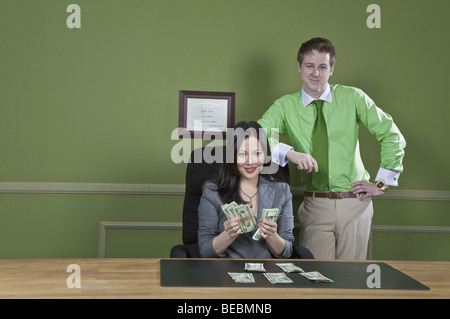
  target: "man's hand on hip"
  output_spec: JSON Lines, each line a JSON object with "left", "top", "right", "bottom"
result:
{"left": 351, "top": 181, "right": 385, "bottom": 201}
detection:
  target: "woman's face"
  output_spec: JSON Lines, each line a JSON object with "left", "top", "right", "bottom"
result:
{"left": 236, "top": 136, "right": 264, "bottom": 181}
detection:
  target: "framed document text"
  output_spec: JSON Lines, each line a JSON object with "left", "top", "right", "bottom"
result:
{"left": 178, "top": 90, "right": 235, "bottom": 138}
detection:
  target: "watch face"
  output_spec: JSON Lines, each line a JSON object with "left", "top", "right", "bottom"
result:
{"left": 376, "top": 181, "right": 385, "bottom": 188}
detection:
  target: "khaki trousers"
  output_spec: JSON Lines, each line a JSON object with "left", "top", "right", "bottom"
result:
{"left": 298, "top": 196, "right": 373, "bottom": 260}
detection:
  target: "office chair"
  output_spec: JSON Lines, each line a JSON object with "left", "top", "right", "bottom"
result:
{"left": 170, "top": 145, "right": 314, "bottom": 259}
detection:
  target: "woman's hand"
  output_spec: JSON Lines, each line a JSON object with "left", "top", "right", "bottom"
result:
{"left": 258, "top": 220, "right": 278, "bottom": 239}
{"left": 212, "top": 217, "right": 241, "bottom": 255}
{"left": 258, "top": 219, "right": 285, "bottom": 256}
{"left": 223, "top": 217, "right": 242, "bottom": 238}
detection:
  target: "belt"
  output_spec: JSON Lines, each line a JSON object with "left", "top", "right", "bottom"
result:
{"left": 304, "top": 191, "right": 358, "bottom": 199}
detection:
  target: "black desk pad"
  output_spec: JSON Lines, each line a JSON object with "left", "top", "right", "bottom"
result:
{"left": 160, "top": 259, "right": 429, "bottom": 290}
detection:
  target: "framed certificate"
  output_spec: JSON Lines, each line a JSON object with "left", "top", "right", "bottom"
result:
{"left": 178, "top": 90, "right": 235, "bottom": 138}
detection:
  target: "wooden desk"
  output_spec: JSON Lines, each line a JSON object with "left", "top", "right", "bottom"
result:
{"left": 0, "top": 258, "right": 449, "bottom": 299}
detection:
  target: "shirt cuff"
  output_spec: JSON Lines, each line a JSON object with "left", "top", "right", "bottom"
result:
{"left": 375, "top": 167, "right": 401, "bottom": 187}
{"left": 271, "top": 143, "right": 293, "bottom": 167}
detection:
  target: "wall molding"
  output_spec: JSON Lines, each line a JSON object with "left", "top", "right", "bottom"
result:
{"left": 367, "top": 225, "right": 450, "bottom": 259}
{"left": 98, "top": 221, "right": 450, "bottom": 259}
{"left": 98, "top": 221, "right": 183, "bottom": 258}
{"left": 3, "top": 183, "right": 446, "bottom": 258}
{"left": 0, "top": 182, "right": 449, "bottom": 201}
{"left": 291, "top": 187, "right": 450, "bottom": 201}
{"left": 0, "top": 182, "right": 186, "bottom": 195}
{"left": 371, "top": 225, "right": 450, "bottom": 234}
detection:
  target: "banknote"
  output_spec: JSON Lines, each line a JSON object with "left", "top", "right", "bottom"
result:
{"left": 252, "top": 208, "right": 279, "bottom": 240}
{"left": 276, "top": 263, "right": 305, "bottom": 273}
{"left": 299, "top": 271, "right": 334, "bottom": 283}
{"left": 228, "top": 272, "right": 255, "bottom": 283}
{"left": 222, "top": 202, "right": 258, "bottom": 233}
{"left": 263, "top": 273, "right": 294, "bottom": 284}
{"left": 233, "top": 204, "right": 258, "bottom": 233}
{"left": 244, "top": 262, "right": 266, "bottom": 272}
{"left": 221, "top": 201, "right": 238, "bottom": 219}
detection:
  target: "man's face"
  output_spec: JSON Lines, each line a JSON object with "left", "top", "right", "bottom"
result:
{"left": 298, "top": 49, "right": 334, "bottom": 98}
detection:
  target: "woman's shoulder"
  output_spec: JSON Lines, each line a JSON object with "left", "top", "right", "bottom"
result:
{"left": 260, "top": 176, "right": 291, "bottom": 192}
{"left": 260, "top": 175, "right": 289, "bottom": 186}
{"left": 200, "top": 180, "right": 228, "bottom": 209}
{"left": 201, "top": 180, "right": 220, "bottom": 198}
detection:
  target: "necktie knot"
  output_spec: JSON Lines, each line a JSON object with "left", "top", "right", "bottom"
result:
{"left": 313, "top": 99, "right": 324, "bottom": 111}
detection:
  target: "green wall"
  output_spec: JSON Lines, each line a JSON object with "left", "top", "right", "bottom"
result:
{"left": 0, "top": 0, "right": 449, "bottom": 260}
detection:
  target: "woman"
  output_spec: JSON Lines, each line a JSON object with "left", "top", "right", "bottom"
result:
{"left": 198, "top": 121, "right": 295, "bottom": 258}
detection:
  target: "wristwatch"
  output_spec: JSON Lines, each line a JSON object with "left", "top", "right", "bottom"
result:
{"left": 375, "top": 181, "right": 389, "bottom": 192}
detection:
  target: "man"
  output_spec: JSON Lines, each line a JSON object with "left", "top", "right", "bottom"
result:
{"left": 258, "top": 37, "right": 406, "bottom": 260}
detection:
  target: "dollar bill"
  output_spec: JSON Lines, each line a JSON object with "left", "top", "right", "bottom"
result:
{"left": 228, "top": 272, "right": 255, "bottom": 283}
{"left": 252, "top": 208, "right": 279, "bottom": 240}
{"left": 232, "top": 204, "right": 257, "bottom": 233}
{"left": 275, "top": 263, "right": 305, "bottom": 273}
{"left": 263, "top": 273, "right": 294, "bottom": 284}
{"left": 244, "top": 262, "right": 266, "bottom": 272}
{"left": 299, "top": 271, "right": 334, "bottom": 283}
{"left": 221, "top": 202, "right": 257, "bottom": 233}
{"left": 221, "top": 201, "right": 238, "bottom": 219}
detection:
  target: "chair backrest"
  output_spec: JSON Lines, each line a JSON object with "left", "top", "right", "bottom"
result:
{"left": 181, "top": 145, "right": 290, "bottom": 245}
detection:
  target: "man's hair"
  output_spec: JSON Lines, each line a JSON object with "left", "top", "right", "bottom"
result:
{"left": 297, "top": 37, "right": 336, "bottom": 67}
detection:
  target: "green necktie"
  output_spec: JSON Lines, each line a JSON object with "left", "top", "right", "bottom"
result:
{"left": 311, "top": 100, "right": 329, "bottom": 191}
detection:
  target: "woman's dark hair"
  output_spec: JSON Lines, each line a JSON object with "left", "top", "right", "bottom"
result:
{"left": 214, "top": 121, "right": 272, "bottom": 204}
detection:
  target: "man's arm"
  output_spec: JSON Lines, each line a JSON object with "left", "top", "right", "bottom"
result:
{"left": 285, "top": 149, "right": 318, "bottom": 173}
{"left": 258, "top": 100, "right": 319, "bottom": 173}
{"left": 351, "top": 90, "right": 406, "bottom": 200}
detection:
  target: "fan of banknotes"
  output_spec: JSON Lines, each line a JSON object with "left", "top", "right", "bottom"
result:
{"left": 228, "top": 262, "right": 333, "bottom": 284}
{"left": 221, "top": 201, "right": 279, "bottom": 240}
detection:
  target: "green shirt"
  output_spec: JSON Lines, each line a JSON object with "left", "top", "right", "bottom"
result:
{"left": 258, "top": 84, "right": 406, "bottom": 192}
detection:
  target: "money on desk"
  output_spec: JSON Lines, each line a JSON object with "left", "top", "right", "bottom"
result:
{"left": 276, "top": 263, "right": 305, "bottom": 273}
{"left": 221, "top": 202, "right": 257, "bottom": 233}
{"left": 228, "top": 272, "right": 255, "bottom": 283}
{"left": 263, "top": 273, "right": 294, "bottom": 284}
{"left": 252, "top": 208, "right": 279, "bottom": 240}
{"left": 300, "top": 271, "right": 334, "bottom": 283}
{"left": 244, "top": 262, "right": 266, "bottom": 272}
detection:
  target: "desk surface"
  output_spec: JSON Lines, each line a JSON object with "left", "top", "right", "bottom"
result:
{"left": 0, "top": 258, "right": 449, "bottom": 299}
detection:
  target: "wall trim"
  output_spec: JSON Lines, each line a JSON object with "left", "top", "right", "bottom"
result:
{"left": 371, "top": 225, "right": 450, "bottom": 233}
{"left": 98, "top": 221, "right": 183, "bottom": 258}
{"left": 98, "top": 221, "right": 450, "bottom": 259}
{"left": 0, "top": 182, "right": 186, "bottom": 195}
{"left": 290, "top": 187, "right": 450, "bottom": 201}
{"left": 0, "top": 182, "right": 449, "bottom": 201}
{"left": 367, "top": 225, "right": 450, "bottom": 259}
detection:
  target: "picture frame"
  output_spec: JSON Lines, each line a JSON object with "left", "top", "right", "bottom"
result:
{"left": 178, "top": 90, "right": 235, "bottom": 139}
